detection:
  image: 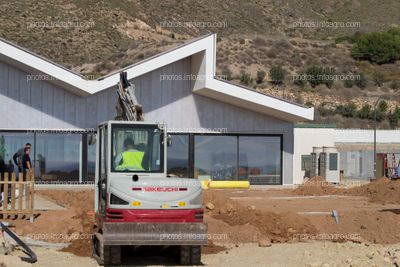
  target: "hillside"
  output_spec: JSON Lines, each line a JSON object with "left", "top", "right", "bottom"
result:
{"left": 0, "top": 0, "right": 399, "bottom": 128}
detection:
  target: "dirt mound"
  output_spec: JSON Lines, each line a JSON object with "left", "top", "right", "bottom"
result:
{"left": 204, "top": 191, "right": 317, "bottom": 243}
{"left": 38, "top": 190, "right": 95, "bottom": 256}
{"left": 38, "top": 190, "right": 94, "bottom": 212}
{"left": 292, "top": 176, "right": 400, "bottom": 204}
{"left": 345, "top": 178, "right": 400, "bottom": 204}
{"left": 293, "top": 176, "right": 343, "bottom": 196}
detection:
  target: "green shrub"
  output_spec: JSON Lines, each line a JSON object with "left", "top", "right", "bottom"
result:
{"left": 256, "top": 69, "right": 266, "bottom": 84}
{"left": 305, "top": 66, "right": 336, "bottom": 88}
{"left": 240, "top": 72, "right": 252, "bottom": 85}
{"left": 343, "top": 79, "right": 354, "bottom": 88}
{"left": 269, "top": 66, "right": 285, "bottom": 85}
{"left": 317, "top": 103, "right": 333, "bottom": 117}
{"left": 357, "top": 104, "right": 371, "bottom": 119}
{"left": 351, "top": 29, "right": 400, "bottom": 64}
{"left": 335, "top": 103, "right": 357, "bottom": 118}
{"left": 388, "top": 106, "right": 400, "bottom": 128}
{"left": 378, "top": 100, "right": 388, "bottom": 113}
{"left": 293, "top": 75, "right": 306, "bottom": 87}
{"left": 335, "top": 36, "right": 349, "bottom": 44}
{"left": 355, "top": 73, "right": 367, "bottom": 89}
{"left": 373, "top": 71, "right": 386, "bottom": 86}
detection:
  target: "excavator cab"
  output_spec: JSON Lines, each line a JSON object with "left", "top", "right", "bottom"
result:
{"left": 92, "top": 121, "right": 207, "bottom": 265}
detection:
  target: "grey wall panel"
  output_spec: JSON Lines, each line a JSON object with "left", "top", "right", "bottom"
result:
{"left": 107, "top": 87, "right": 118, "bottom": 121}
{"left": 0, "top": 62, "right": 9, "bottom": 96}
{"left": 30, "top": 80, "right": 42, "bottom": 111}
{"left": 64, "top": 91, "right": 76, "bottom": 125}
{"left": 75, "top": 97, "right": 86, "bottom": 128}
{"left": 96, "top": 90, "right": 109, "bottom": 124}
{"left": 53, "top": 85, "right": 65, "bottom": 120}
{"left": 85, "top": 94, "right": 98, "bottom": 129}
{"left": 41, "top": 82, "right": 54, "bottom": 126}
{"left": 20, "top": 72, "right": 31, "bottom": 106}
{"left": 8, "top": 65, "right": 20, "bottom": 101}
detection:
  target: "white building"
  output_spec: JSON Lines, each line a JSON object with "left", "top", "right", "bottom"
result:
{"left": 294, "top": 126, "right": 400, "bottom": 184}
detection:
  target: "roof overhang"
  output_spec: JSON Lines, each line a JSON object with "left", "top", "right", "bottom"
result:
{"left": 0, "top": 33, "right": 314, "bottom": 122}
{"left": 196, "top": 79, "right": 314, "bottom": 122}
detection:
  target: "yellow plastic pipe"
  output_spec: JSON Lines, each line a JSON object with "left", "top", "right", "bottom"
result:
{"left": 208, "top": 180, "right": 250, "bottom": 189}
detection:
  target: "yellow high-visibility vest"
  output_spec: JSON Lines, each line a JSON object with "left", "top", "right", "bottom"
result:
{"left": 116, "top": 151, "right": 144, "bottom": 171}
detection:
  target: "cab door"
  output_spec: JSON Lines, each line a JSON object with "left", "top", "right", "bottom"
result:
{"left": 98, "top": 126, "right": 108, "bottom": 215}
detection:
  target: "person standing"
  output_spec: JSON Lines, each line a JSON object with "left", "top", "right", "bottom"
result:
{"left": 22, "top": 147, "right": 32, "bottom": 174}
{"left": 13, "top": 143, "right": 31, "bottom": 176}
{"left": 21, "top": 147, "right": 32, "bottom": 197}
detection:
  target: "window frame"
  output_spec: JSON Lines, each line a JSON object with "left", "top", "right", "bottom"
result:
{"left": 301, "top": 155, "right": 312, "bottom": 171}
{"left": 329, "top": 153, "right": 338, "bottom": 171}
{"left": 190, "top": 133, "right": 283, "bottom": 185}
{"left": 110, "top": 124, "right": 165, "bottom": 173}
{"left": 167, "top": 133, "right": 190, "bottom": 178}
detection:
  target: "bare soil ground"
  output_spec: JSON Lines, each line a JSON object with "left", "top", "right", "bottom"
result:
{"left": 0, "top": 177, "right": 399, "bottom": 266}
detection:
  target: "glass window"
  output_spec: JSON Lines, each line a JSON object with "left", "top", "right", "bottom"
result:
{"left": 35, "top": 133, "right": 82, "bottom": 182}
{"left": 239, "top": 136, "right": 281, "bottom": 185}
{"left": 301, "top": 155, "right": 312, "bottom": 171}
{"left": 111, "top": 125, "right": 163, "bottom": 172}
{"left": 0, "top": 132, "right": 34, "bottom": 175}
{"left": 87, "top": 135, "right": 96, "bottom": 181}
{"left": 329, "top": 153, "right": 338, "bottom": 171}
{"left": 101, "top": 127, "right": 107, "bottom": 176}
{"left": 167, "top": 134, "right": 189, "bottom": 177}
{"left": 194, "top": 136, "right": 237, "bottom": 180}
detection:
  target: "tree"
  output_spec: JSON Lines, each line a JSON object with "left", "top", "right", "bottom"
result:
{"left": 371, "top": 100, "right": 389, "bottom": 122}
{"left": 388, "top": 106, "right": 400, "bottom": 128}
{"left": 335, "top": 103, "right": 357, "bottom": 118}
{"left": 357, "top": 104, "right": 371, "bottom": 119}
{"left": 305, "top": 66, "right": 336, "bottom": 88}
{"left": 269, "top": 66, "right": 285, "bottom": 85}
{"left": 256, "top": 69, "right": 266, "bottom": 84}
{"left": 351, "top": 29, "right": 400, "bottom": 64}
{"left": 378, "top": 100, "right": 388, "bottom": 113}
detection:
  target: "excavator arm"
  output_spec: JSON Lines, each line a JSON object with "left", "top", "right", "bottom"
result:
{"left": 115, "top": 72, "right": 144, "bottom": 121}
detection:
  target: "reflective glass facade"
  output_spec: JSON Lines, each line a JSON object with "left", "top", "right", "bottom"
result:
{"left": 0, "top": 130, "right": 93, "bottom": 184}
{"left": 0, "top": 131, "right": 283, "bottom": 185}
{"left": 167, "top": 134, "right": 189, "bottom": 177}
{"left": 168, "top": 133, "right": 283, "bottom": 185}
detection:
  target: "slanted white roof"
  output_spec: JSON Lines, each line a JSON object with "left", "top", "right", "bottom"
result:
{"left": 0, "top": 33, "right": 314, "bottom": 122}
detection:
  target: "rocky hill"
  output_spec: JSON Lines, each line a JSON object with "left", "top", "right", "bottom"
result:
{"left": 1, "top": 0, "right": 399, "bottom": 128}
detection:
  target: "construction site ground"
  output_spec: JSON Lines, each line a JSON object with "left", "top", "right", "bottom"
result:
{"left": 0, "top": 177, "right": 399, "bottom": 266}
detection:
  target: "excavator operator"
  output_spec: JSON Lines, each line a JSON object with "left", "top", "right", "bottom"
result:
{"left": 115, "top": 138, "right": 145, "bottom": 171}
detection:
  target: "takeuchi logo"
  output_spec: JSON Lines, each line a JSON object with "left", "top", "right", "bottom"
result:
{"left": 143, "top": 187, "right": 179, "bottom": 192}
